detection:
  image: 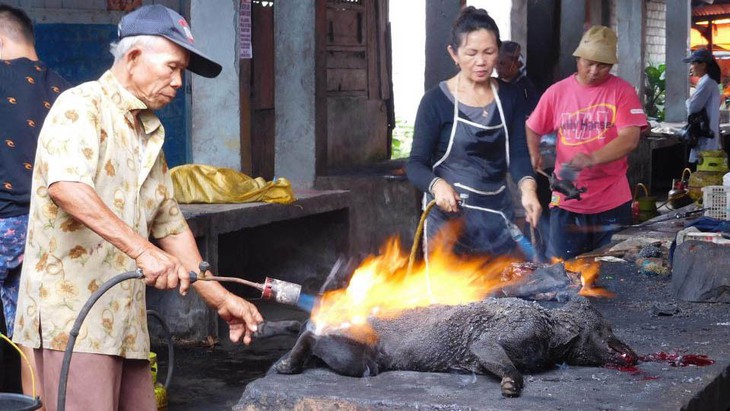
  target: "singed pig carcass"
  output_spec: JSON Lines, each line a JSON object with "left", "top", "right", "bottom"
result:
{"left": 273, "top": 297, "right": 637, "bottom": 397}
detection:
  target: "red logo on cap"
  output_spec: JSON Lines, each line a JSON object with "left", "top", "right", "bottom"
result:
{"left": 178, "top": 18, "right": 194, "bottom": 43}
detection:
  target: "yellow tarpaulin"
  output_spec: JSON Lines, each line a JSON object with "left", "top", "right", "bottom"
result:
{"left": 171, "top": 164, "right": 296, "bottom": 205}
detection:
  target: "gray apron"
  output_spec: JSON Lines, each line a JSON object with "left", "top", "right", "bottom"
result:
{"left": 423, "top": 78, "right": 515, "bottom": 259}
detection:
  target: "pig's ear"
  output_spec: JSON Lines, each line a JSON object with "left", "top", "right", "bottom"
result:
{"left": 553, "top": 321, "right": 581, "bottom": 349}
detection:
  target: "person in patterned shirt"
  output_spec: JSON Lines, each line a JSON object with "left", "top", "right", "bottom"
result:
{"left": 0, "top": 2, "right": 70, "bottom": 396}
{"left": 12, "top": 5, "right": 263, "bottom": 409}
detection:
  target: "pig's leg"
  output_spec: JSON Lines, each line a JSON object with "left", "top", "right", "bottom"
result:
{"left": 274, "top": 330, "right": 316, "bottom": 374}
{"left": 253, "top": 320, "right": 302, "bottom": 338}
{"left": 470, "top": 338, "right": 524, "bottom": 397}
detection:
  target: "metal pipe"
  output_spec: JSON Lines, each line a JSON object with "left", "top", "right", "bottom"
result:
{"left": 191, "top": 273, "right": 265, "bottom": 291}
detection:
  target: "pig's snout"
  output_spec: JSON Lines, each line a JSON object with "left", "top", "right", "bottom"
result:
{"left": 607, "top": 338, "right": 638, "bottom": 366}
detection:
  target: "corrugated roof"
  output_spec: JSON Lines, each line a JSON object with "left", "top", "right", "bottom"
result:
{"left": 694, "top": 4, "right": 730, "bottom": 19}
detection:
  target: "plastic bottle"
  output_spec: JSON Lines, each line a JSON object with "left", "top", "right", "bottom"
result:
{"left": 150, "top": 352, "right": 168, "bottom": 410}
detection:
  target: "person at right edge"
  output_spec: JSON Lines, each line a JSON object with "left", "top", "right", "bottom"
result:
{"left": 406, "top": 6, "right": 541, "bottom": 261}
{"left": 525, "top": 25, "right": 648, "bottom": 260}
{"left": 683, "top": 48, "right": 721, "bottom": 168}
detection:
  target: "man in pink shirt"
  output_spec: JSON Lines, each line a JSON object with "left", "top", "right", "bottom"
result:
{"left": 526, "top": 25, "right": 648, "bottom": 260}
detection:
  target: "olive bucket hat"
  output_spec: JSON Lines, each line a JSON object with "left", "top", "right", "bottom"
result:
{"left": 572, "top": 25, "right": 618, "bottom": 65}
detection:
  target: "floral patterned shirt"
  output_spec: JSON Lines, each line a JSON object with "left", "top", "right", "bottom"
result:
{"left": 13, "top": 71, "right": 188, "bottom": 359}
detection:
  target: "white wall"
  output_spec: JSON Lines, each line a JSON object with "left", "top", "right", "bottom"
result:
{"left": 646, "top": 0, "right": 667, "bottom": 65}
{"left": 190, "top": 0, "right": 241, "bottom": 170}
{"left": 389, "top": 0, "right": 425, "bottom": 125}
{"left": 468, "top": 0, "right": 512, "bottom": 42}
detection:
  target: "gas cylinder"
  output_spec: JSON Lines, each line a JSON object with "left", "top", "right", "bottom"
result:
{"left": 688, "top": 150, "right": 729, "bottom": 203}
{"left": 150, "top": 352, "right": 168, "bottom": 411}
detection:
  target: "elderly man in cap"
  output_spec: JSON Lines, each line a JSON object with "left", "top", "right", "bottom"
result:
{"left": 525, "top": 25, "right": 648, "bottom": 260}
{"left": 12, "top": 5, "right": 263, "bottom": 409}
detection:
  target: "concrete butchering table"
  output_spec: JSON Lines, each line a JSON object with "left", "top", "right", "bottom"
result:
{"left": 235, "top": 206, "right": 730, "bottom": 411}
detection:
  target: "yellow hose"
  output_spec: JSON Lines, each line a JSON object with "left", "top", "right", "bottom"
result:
{"left": 0, "top": 333, "right": 36, "bottom": 399}
{"left": 407, "top": 199, "right": 437, "bottom": 276}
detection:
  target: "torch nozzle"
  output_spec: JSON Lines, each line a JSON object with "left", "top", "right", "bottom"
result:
{"left": 188, "top": 262, "right": 308, "bottom": 309}
{"left": 262, "top": 277, "right": 303, "bottom": 306}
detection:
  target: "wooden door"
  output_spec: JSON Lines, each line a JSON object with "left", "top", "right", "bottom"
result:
{"left": 325, "top": 0, "right": 393, "bottom": 169}
{"left": 242, "top": 1, "right": 276, "bottom": 180}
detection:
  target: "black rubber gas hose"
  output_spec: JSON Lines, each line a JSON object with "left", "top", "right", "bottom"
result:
{"left": 58, "top": 269, "right": 171, "bottom": 411}
{"left": 147, "top": 309, "right": 175, "bottom": 388}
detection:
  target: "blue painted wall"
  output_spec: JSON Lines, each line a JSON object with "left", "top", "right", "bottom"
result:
{"left": 34, "top": 24, "right": 189, "bottom": 167}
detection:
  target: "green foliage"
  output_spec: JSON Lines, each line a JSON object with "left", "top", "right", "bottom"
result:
{"left": 391, "top": 117, "right": 414, "bottom": 159}
{"left": 644, "top": 63, "right": 666, "bottom": 121}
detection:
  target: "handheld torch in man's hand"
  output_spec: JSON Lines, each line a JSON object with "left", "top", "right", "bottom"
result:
{"left": 536, "top": 164, "right": 587, "bottom": 201}
{"left": 189, "top": 261, "right": 312, "bottom": 310}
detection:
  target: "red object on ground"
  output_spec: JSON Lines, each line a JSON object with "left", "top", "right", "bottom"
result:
{"left": 640, "top": 351, "right": 715, "bottom": 367}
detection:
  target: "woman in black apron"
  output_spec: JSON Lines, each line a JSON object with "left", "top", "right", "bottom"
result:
{"left": 406, "top": 7, "right": 541, "bottom": 260}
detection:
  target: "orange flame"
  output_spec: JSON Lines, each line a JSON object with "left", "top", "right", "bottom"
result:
{"left": 564, "top": 258, "right": 614, "bottom": 298}
{"left": 311, "top": 223, "right": 614, "bottom": 331}
{"left": 311, "top": 222, "right": 522, "bottom": 331}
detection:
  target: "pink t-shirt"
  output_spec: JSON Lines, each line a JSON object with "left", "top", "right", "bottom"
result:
{"left": 527, "top": 74, "right": 648, "bottom": 214}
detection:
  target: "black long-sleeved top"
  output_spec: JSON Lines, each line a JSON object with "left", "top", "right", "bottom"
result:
{"left": 0, "top": 58, "right": 70, "bottom": 217}
{"left": 406, "top": 79, "right": 534, "bottom": 194}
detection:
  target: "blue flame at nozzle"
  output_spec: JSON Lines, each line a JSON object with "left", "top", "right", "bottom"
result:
{"left": 296, "top": 293, "right": 316, "bottom": 312}
{"left": 508, "top": 222, "right": 541, "bottom": 263}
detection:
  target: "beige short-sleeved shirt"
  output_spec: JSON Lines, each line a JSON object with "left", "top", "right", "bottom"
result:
{"left": 13, "top": 71, "right": 188, "bottom": 359}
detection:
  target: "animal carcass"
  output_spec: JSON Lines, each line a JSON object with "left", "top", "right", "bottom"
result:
{"left": 274, "top": 297, "right": 637, "bottom": 397}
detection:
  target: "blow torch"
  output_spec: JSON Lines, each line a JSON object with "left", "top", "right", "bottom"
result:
{"left": 190, "top": 261, "right": 313, "bottom": 310}
{"left": 537, "top": 164, "right": 587, "bottom": 201}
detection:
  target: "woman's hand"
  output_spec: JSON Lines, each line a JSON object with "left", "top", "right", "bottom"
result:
{"left": 519, "top": 179, "right": 542, "bottom": 228}
{"left": 432, "top": 179, "right": 461, "bottom": 213}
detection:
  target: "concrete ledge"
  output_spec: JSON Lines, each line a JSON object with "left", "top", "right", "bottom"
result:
{"left": 180, "top": 188, "right": 350, "bottom": 237}
{"left": 316, "top": 165, "right": 421, "bottom": 255}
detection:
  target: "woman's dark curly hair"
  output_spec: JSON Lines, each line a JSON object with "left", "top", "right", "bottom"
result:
{"left": 450, "top": 6, "right": 501, "bottom": 51}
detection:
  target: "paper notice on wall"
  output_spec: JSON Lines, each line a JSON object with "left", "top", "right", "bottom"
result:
{"left": 240, "top": 0, "right": 253, "bottom": 59}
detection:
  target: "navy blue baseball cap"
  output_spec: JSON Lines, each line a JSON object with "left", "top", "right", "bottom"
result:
{"left": 683, "top": 48, "right": 713, "bottom": 64}
{"left": 118, "top": 5, "right": 222, "bottom": 78}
